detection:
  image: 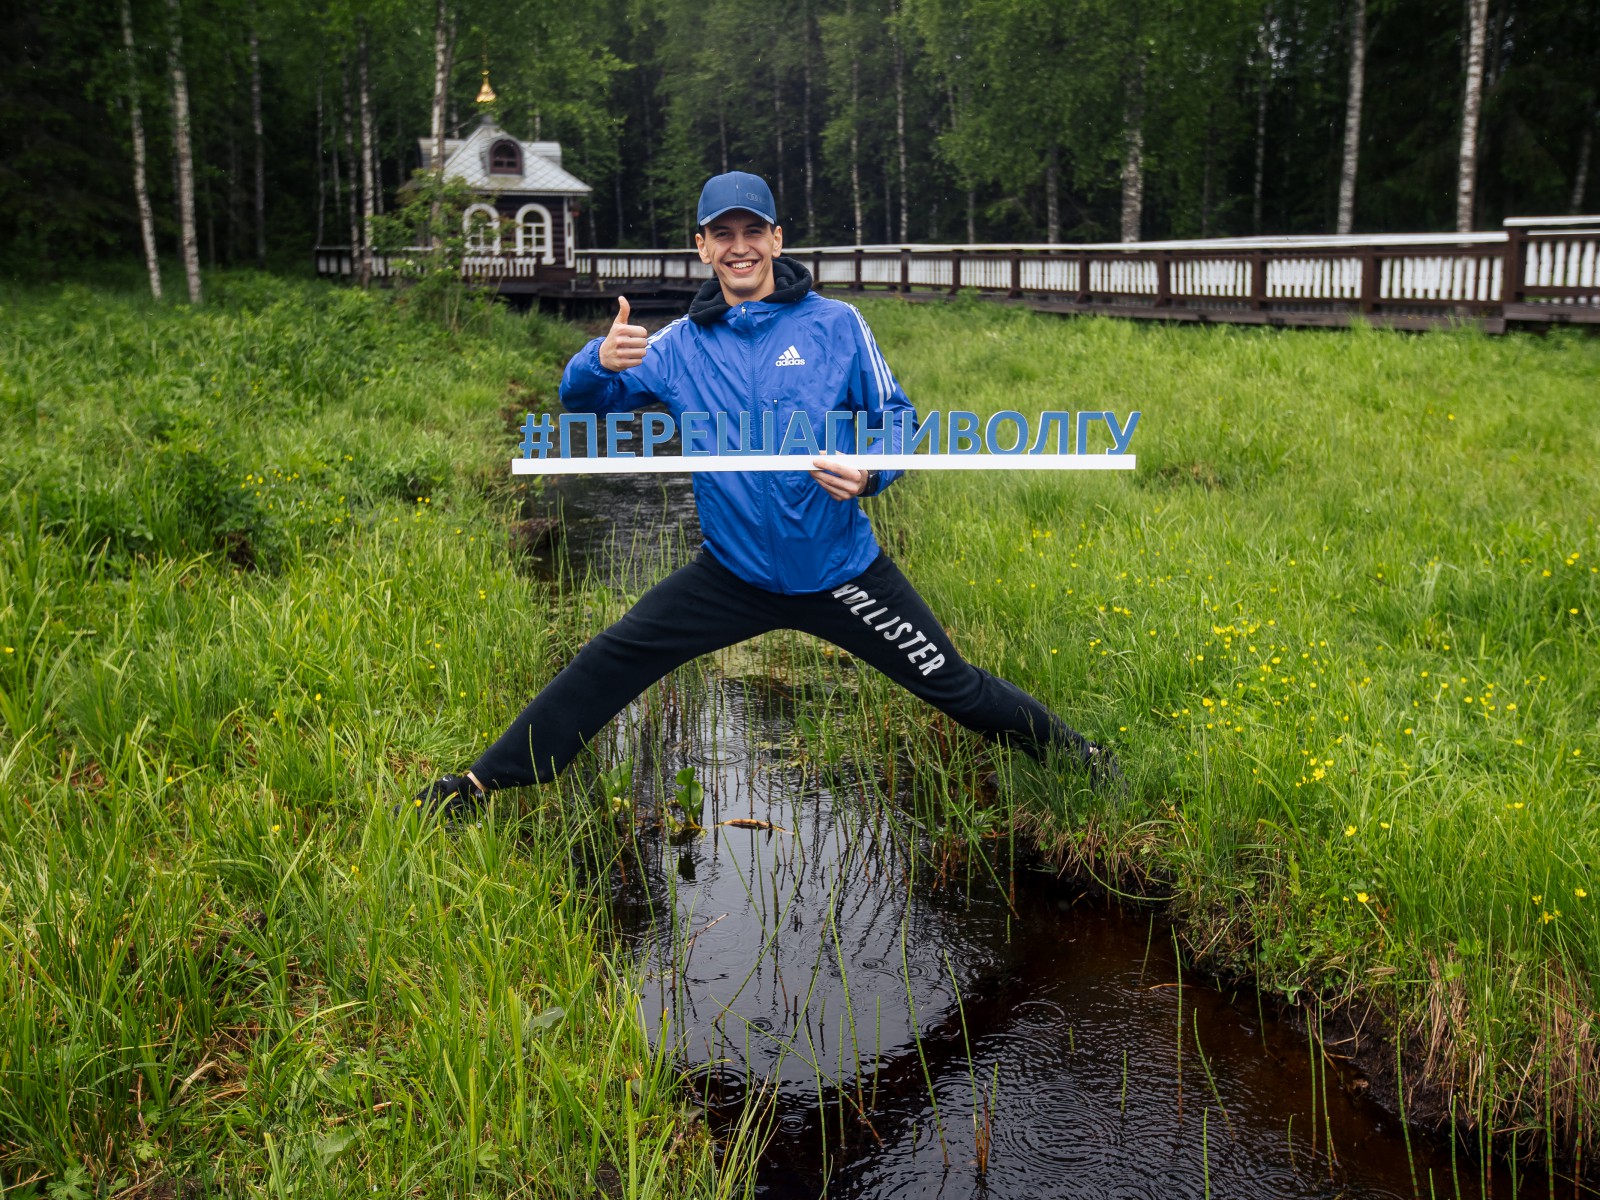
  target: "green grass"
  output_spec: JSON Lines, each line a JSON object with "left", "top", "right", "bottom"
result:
{"left": 0, "top": 276, "right": 760, "bottom": 1196}
{"left": 851, "top": 297, "right": 1600, "bottom": 1169}
{"left": 4, "top": 273, "right": 1597, "bottom": 1190}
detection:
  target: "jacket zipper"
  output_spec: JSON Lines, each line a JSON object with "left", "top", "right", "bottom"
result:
{"left": 747, "top": 308, "right": 783, "bottom": 590}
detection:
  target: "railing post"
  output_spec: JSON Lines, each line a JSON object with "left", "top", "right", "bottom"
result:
{"left": 949, "top": 253, "right": 961, "bottom": 297}
{"left": 1156, "top": 252, "right": 1172, "bottom": 308}
{"left": 900, "top": 247, "right": 911, "bottom": 295}
{"left": 1251, "top": 252, "right": 1268, "bottom": 310}
{"left": 1360, "top": 249, "right": 1379, "bottom": 316}
{"left": 1502, "top": 225, "right": 1527, "bottom": 311}
{"left": 813, "top": 251, "right": 823, "bottom": 289}
{"left": 1008, "top": 253, "right": 1022, "bottom": 299}
{"left": 1077, "top": 256, "right": 1091, "bottom": 305}
{"left": 853, "top": 248, "right": 864, "bottom": 292}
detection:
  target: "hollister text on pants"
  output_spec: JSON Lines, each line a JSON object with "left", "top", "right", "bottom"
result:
{"left": 830, "top": 583, "right": 947, "bottom": 675}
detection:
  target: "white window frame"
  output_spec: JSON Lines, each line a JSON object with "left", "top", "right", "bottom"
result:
{"left": 515, "top": 202, "right": 554, "bottom": 263}
{"left": 563, "top": 200, "right": 576, "bottom": 268}
{"left": 463, "top": 203, "right": 501, "bottom": 254}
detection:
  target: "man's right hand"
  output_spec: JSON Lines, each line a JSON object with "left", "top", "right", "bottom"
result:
{"left": 599, "top": 296, "right": 649, "bottom": 372}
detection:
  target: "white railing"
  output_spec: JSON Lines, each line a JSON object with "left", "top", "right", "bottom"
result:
{"left": 316, "top": 218, "right": 1600, "bottom": 324}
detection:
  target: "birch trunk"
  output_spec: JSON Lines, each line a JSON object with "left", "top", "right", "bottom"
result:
{"left": 358, "top": 26, "right": 375, "bottom": 285}
{"left": 1455, "top": 0, "right": 1488, "bottom": 232}
{"left": 250, "top": 24, "right": 265, "bottom": 265}
{"left": 1336, "top": 0, "right": 1365, "bottom": 234}
{"left": 429, "top": 0, "right": 449, "bottom": 247}
{"left": 121, "top": 0, "right": 162, "bottom": 300}
{"left": 1119, "top": 60, "right": 1146, "bottom": 243}
{"left": 167, "top": 0, "right": 201, "bottom": 303}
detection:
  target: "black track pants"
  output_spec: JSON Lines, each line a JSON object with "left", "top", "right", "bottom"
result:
{"left": 469, "top": 550, "right": 1093, "bottom": 790}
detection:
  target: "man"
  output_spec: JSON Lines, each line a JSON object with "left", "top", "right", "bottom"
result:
{"left": 415, "top": 171, "right": 1119, "bottom": 812}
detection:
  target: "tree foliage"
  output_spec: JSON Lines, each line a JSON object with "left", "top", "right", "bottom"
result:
{"left": 2, "top": 0, "right": 1595, "bottom": 275}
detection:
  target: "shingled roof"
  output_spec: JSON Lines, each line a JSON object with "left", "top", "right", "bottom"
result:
{"left": 416, "top": 115, "right": 591, "bottom": 196}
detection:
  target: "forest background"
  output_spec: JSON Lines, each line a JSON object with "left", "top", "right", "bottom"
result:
{"left": 3, "top": 0, "right": 1598, "bottom": 287}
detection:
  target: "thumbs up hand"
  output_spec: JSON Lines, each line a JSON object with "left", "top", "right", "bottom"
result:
{"left": 599, "top": 296, "right": 649, "bottom": 372}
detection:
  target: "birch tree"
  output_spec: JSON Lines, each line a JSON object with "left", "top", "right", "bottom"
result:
{"left": 428, "top": 0, "right": 450, "bottom": 247}
{"left": 1455, "top": 0, "right": 1489, "bottom": 232}
{"left": 120, "top": 0, "right": 162, "bottom": 298}
{"left": 167, "top": 0, "right": 201, "bottom": 303}
{"left": 1335, "top": 0, "right": 1366, "bottom": 234}
{"left": 1120, "top": 55, "right": 1146, "bottom": 242}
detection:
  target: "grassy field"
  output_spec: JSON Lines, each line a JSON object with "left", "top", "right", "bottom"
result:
{"left": 853, "top": 297, "right": 1600, "bottom": 1171}
{"left": 2, "top": 274, "right": 1596, "bottom": 1192}
{"left": 0, "top": 278, "right": 761, "bottom": 1196}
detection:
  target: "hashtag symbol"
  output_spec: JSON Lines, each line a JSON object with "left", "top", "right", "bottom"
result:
{"left": 519, "top": 413, "right": 554, "bottom": 458}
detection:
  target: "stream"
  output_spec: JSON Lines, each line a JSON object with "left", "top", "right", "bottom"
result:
{"left": 528, "top": 417, "right": 1527, "bottom": 1200}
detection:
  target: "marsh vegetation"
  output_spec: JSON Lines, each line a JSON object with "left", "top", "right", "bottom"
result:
{"left": 1, "top": 276, "right": 1596, "bottom": 1194}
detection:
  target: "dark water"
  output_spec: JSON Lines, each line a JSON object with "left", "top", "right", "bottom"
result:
{"left": 521, "top": 405, "right": 698, "bottom": 592}
{"left": 610, "top": 678, "right": 1525, "bottom": 1200}
{"left": 540, "top": 452, "right": 1539, "bottom": 1200}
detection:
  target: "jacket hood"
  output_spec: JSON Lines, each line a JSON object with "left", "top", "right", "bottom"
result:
{"left": 688, "top": 256, "right": 814, "bottom": 326}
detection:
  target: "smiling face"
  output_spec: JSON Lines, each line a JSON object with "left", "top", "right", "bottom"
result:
{"left": 695, "top": 210, "right": 784, "bottom": 306}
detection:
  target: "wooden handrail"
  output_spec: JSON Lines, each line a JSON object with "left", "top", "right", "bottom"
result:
{"left": 313, "top": 218, "right": 1600, "bottom": 328}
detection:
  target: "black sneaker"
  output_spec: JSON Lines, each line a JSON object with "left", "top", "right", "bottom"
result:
{"left": 407, "top": 774, "right": 486, "bottom": 820}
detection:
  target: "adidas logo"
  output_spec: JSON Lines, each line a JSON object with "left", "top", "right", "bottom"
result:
{"left": 774, "top": 345, "right": 806, "bottom": 367}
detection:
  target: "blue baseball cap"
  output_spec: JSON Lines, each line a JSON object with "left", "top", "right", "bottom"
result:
{"left": 697, "top": 171, "right": 778, "bottom": 227}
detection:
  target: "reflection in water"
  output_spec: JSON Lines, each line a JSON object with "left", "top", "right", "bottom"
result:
{"left": 521, "top": 403, "right": 698, "bottom": 591}
{"left": 542, "top": 442, "right": 1535, "bottom": 1199}
{"left": 611, "top": 680, "right": 1516, "bottom": 1200}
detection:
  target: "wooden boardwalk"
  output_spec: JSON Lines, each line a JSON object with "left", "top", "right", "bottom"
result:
{"left": 316, "top": 216, "right": 1600, "bottom": 331}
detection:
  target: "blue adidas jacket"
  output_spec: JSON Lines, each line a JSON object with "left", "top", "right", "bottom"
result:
{"left": 559, "top": 262, "right": 916, "bottom": 595}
